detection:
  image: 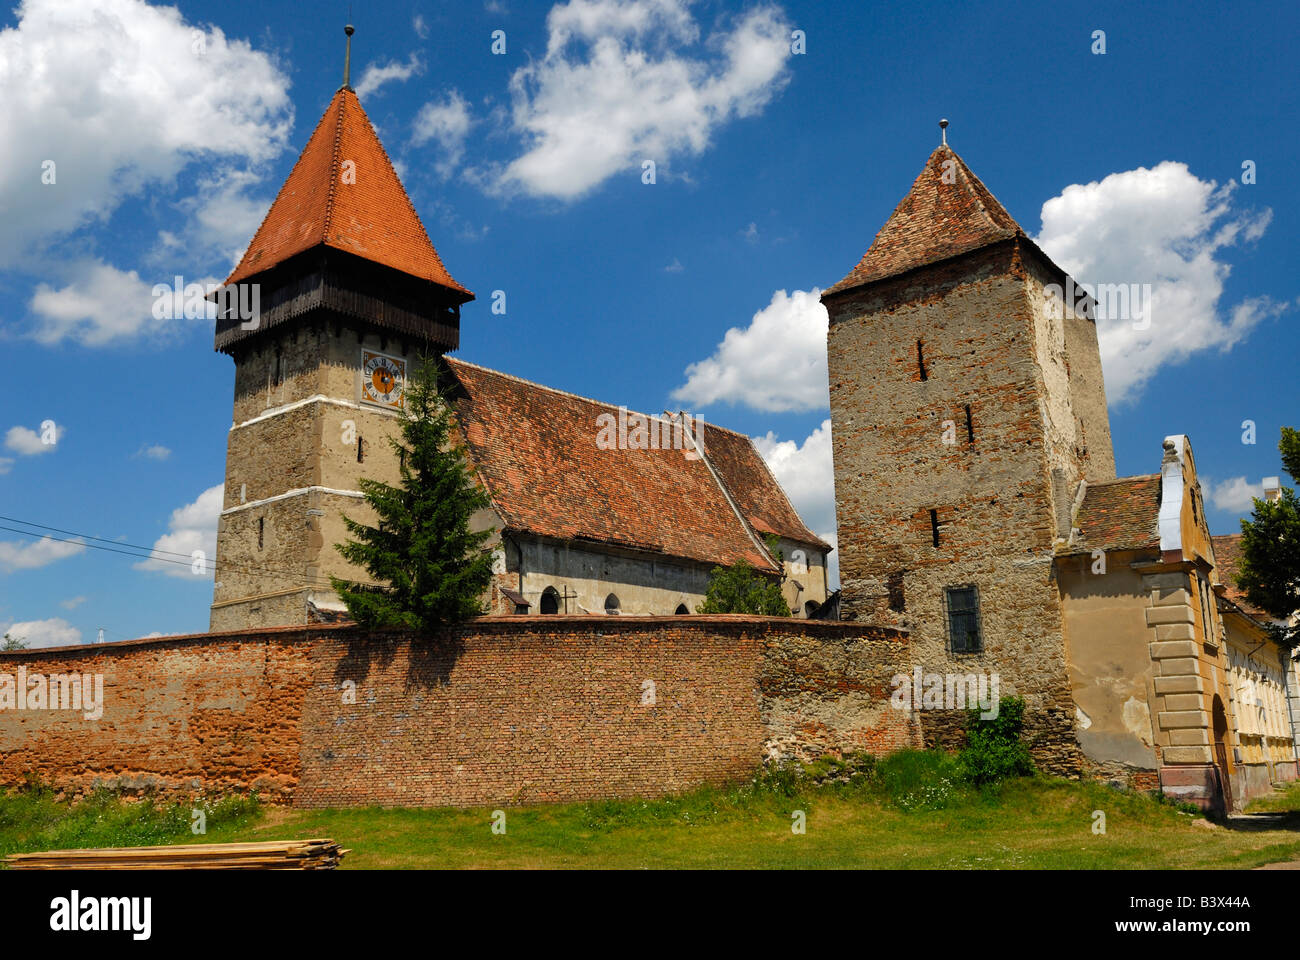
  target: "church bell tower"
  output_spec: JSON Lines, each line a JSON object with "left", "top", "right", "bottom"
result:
{"left": 209, "top": 27, "right": 474, "bottom": 630}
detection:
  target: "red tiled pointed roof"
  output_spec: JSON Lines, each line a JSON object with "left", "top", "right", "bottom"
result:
{"left": 824, "top": 145, "right": 1024, "bottom": 296}
{"left": 224, "top": 87, "right": 472, "bottom": 299}
{"left": 445, "top": 358, "right": 800, "bottom": 572}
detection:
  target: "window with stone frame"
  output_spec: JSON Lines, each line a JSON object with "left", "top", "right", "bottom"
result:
{"left": 945, "top": 584, "right": 982, "bottom": 654}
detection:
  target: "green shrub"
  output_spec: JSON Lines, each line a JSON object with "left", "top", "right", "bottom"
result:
{"left": 958, "top": 696, "right": 1035, "bottom": 786}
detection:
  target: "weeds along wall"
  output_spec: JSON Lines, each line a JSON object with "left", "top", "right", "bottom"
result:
{"left": 0, "top": 617, "right": 916, "bottom": 808}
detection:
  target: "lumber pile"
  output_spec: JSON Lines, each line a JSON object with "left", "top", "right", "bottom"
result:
{"left": 3, "top": 839, "right": 349, "bottom": 870}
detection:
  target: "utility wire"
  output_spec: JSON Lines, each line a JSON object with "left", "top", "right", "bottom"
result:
{"left": 0, "top": 516, "right": 386, "bottom": 590}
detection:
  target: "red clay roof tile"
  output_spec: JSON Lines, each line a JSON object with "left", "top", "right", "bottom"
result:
{"left": 1074, "top": 474, "right": 1162, "bottom": 553}
{"left": 224, "top": 87, "right": 471, "bottom": 299}
{"left": 824, "top": 145, "right": 1023, "bottom": 296}
{"left": 445, "top": 359, "right": 803, "bottom": 572}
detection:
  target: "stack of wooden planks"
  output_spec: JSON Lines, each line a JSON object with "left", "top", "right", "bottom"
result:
{"left": 4, "top": 839, "right": 349, "bottom": 870}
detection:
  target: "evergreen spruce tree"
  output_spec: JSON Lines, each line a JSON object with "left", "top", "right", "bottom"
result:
{"left": 1236, "top": 426, "right": 1300, "bottom": 650}
{"left": 331, "top": 356, "right": 495, "bottom": 631}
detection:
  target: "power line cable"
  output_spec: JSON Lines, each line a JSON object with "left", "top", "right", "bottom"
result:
{"left": 0, "top": 517, "right": 385, "bottom": 590}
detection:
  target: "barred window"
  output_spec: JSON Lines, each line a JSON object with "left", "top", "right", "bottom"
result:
{"left": 946, "top": 585, "right": 982, "bottom": 653}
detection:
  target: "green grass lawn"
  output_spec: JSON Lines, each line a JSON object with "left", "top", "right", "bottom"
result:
{"left": 4, "top": 757, "right": 1300, "bottom": 869}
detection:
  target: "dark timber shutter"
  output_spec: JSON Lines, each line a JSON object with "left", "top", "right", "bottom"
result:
{"left": 946, "top": 585, "right": 982, "bottom": 653}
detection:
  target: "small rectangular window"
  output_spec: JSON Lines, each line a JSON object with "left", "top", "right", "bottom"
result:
{"left": 946, "top": 585, "right": 982, "bottom": 653}
{"left": 917, "top": 339, "right": 928, "bottom": 381}
{"left": 357, "top": 436, "right": 365, "bottom": 463}
{"left": 965, "top": 404, "right": 974, "bottom": 445}
{"left": 257, "top": 517, "right": 264, "bottom": 550}
{"left": 929, "top": 508, "right": 940, "bottom": 548}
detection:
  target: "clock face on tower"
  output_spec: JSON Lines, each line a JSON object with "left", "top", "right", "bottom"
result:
{"left": 361, "top": 350, "right": 406, "bottom": 409}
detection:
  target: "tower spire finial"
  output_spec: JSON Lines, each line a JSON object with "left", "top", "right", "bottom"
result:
{"left": 939, "top": 118, "right": 949, "bottom": 147}
{"left": 342, "top": 22, "right": 355, "bottom": 90}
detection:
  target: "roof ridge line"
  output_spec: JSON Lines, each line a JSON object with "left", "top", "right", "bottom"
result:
{"left": 681, "top": 430, "right": 782, "bottom": 574}
{"left": 322, "top": 89, "right": 346, "bottom": 244}
{"left": 1088, "top": 473, "right": 1162, "bottom": 486}
{"left": 448, "top": 357, "right": 724, "bottom": 430}
{"left": 948, "top": 146, "right": 1022, "bottom": 236}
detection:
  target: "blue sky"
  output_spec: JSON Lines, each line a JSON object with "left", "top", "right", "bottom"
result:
{"left": 1, "top": 0, "right": 1296, "bottom": 645}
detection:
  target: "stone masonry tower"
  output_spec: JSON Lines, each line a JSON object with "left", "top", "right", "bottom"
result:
{"left": 822, "top": 139, "right": 1114, "bottom": 774}
{"left": 209, "top": 41, "right": 474, "bottom": 631}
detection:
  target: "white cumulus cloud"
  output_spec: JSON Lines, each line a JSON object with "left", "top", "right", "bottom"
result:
{"left": 0, "top": 0, "right": 292, "bottom": 269}
{"left": 752, "top": 418, "right": 834, "bottom": 533}
{"left": 28, "top": 261, "right": 221, "bottom": 347}
{"left": 135, "top": 484, "right": 223, "bottom": 579}
{"left": 673, "top": 288, "right": 827, "bottom": 412}
{"left": 5, "top": 423, "right": 62, "bottom": 455}
{"left": 1035, "top": 161, "right": 1280, "bottom": 404}
{"left": 1205, "top": 475, "right": 1265, "bottom": 514}
{"left": 355, "top": 53, "right": 424, "bottom": 100}
{"left": 413, "top": 90, "right": 474, "bottom": 179}
{"left": 1, "top": 617, "right": 82, "bottom": 649}
{"left": 495, "top": 0, "right": 792, "bottom": 199}
{"left": 752, "top": 418, "right": 838, "bottom": 587}
{"left": 0, "top": 536, "right": 86, "bottom": 573}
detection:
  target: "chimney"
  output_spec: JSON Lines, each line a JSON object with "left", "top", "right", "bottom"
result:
{"left": 1263, "top": 476, "right": 1282, "bottom": 502}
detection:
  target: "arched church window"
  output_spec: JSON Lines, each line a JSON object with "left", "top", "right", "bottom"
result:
{"left": 604, "top": 594, "right": 621, "bottom": 615}
{"left": 674, "top": 604, "right": 689, "bottom": 615}
{"left": 540, "top": 587, "right": 559, "bottom": 615}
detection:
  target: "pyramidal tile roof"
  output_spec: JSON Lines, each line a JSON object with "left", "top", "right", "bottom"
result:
{"left": 825, "top": 145, "right": 1024, "bottom": 296}
{"left": 224, "top": 86, "right": 472, "bottom": 299}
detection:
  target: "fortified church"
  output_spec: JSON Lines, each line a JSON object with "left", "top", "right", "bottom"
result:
{"left": 208, "top": 36, "right": 831, "bottom": 634}
{"left": 206, "top": 34, "right": 1300, "bottom": 813}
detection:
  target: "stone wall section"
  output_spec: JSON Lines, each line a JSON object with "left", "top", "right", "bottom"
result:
{"left": 0, "top": 618, "right": 915, "bottom": 808}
